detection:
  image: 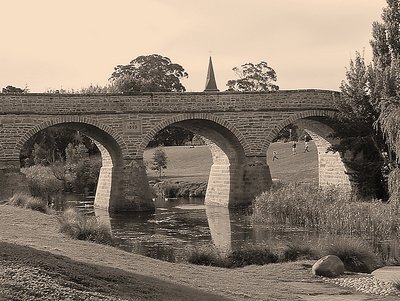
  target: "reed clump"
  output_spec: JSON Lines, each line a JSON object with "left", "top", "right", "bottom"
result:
{"left": 6, "top": 193, "right": 49, "bottom": 213}
{"left": 57, "top": 208, "right": 113, "bottom": 245}
{"left": 321, "top": 237, "right": 380, "bottom": 273}
{"left": 252, "top": 183, "right": 400, "bottom": 242}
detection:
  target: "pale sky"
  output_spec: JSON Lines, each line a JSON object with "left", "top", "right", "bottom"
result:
{"left": 0, "top": 0, "right": 387, "bottom": 93}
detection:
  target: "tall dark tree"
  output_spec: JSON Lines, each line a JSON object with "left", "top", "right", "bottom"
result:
{"left": 110, "top": 54, "right": 188, "bottom": 93}
{"left": 332, "top": 52, "right": 388, "bottom": 199}
{"left": 371, "top": 0, "right": 400, "bottom": 200}
{"left": 332, "top": 0, "right": 400, "bottom": 200}
{"left": 226, "top": 61, "right": 279, "bottom": 92}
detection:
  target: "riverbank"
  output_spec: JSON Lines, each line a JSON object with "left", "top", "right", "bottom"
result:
{"left": 0, "top": 205, "right": 398, "bottom": 301}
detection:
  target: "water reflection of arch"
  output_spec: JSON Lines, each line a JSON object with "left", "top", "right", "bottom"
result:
{"left": 140, "top": 114, "right": 248, "bottom": 207}
{"left": 95, "top": 204, "right": 249, "bottom": 255}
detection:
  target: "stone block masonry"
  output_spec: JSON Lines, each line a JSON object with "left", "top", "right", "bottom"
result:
{"left": 0, "top": 89, "right": 351, "bottom": 211}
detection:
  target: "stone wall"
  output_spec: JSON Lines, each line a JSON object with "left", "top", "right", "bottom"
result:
{"left": 0, "top": 90, "right": 346, "bottom": 210}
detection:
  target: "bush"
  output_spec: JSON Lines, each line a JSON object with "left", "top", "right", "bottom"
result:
{"left": 282, "top": 242, "right": 319, "bottom": 262}
{"left": 227, "top": 244, "right": 279, "bottom": 267}
{"left": 7, "top": 193, "right": 48, "bottom": 213}
{"left": 21, "top": 165, "right": 63, "bottom": 201}
{"left": 71, "top": 156, "right": 101, "bottom": 193}
{"left": 185, "top": 245, "right": 228, "bottom": 267}
{"left": 322, "top": 237, "right": 380, "bottom": 273}
{"left": 152, "top": 181, "right": 208, "bottom": 199}
{"left": 185, "top": 244, "right": 279, "bottom": 268}
{"left": 57, "top": 208, "right": 113, "bottom": 245}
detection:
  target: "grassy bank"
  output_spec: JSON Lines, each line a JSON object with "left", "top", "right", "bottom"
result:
{"left": 3, "top": 204, "right": 384, "bottom": 301}
{"left": 143, "top": 142, "right": 318, "bottom": 184}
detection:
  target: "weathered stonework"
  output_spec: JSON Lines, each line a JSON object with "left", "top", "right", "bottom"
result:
{"left": 0, "top": 90, "right": 351, "bottom": 211}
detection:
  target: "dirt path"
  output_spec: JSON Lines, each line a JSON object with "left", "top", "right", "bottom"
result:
{"left": 0, "top": 205, "right": 397, "bottom": 301}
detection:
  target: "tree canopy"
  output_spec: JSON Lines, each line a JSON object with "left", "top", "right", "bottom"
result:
{"left": 226, "top": 61, "right": 279, "bottom": 92}
{"left": 110, "top": 54, "right": 188, "bottom": 93}
{"left": 331, "top": 0, "right": 400, "bottom": 199}
{"left": 371, "top": 0, "right": 400, "bottom": 160}
{"left": 2, "top": 85, "right": 28, "bottom": 93}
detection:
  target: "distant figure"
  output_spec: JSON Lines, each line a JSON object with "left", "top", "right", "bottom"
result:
{"left": 292, "top": 141, "right": 297, "bottom": 155}
{"left": 272, "top": 151, "right": 279, "bottom": 161}
{"left": 304, "top": 141, "right": 310, "bottom": 152}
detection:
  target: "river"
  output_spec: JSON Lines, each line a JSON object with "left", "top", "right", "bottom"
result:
{"left": 59, "top": 194, "right": 315, "bottom": 262}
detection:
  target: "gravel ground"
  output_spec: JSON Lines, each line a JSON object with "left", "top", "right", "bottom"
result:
{"left": 0, "top": 261, "right": 128, "bottom": 301}
{"left": 323, "top": 273, "right": 400, "bottom": 297}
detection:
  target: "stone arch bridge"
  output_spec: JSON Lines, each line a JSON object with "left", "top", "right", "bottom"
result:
{"left": 0, "top": 90, "right": 350, "bottom": 212}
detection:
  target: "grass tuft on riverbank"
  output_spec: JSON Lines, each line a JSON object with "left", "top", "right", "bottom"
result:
{"left": 6, "top": 192, "right": 49, "bottom": 213}
{"left": 323, "top": 237, "right": 381, "bottom": 273}
{"left": 57, "top": 208, "right": 113, "bottom": 245}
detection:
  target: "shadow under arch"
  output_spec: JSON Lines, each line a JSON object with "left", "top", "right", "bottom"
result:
{"left": 142, "top": 115, "right": 250, "bottom": 207}
{"left": 264, "top": 111, "right": 351, "bottom": 189}
{"left": 17, "top": 121, "right": 126, "bottom": 211}
{"left": 14, "top": 117, "right": 129, "bottom": 159}
{"left": 138, "top": 113, "right": 250, "bottom": 157}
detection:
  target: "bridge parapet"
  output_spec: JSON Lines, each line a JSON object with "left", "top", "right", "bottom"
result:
{"left": 0, "top": 90, "right": 339, "bottom": 114}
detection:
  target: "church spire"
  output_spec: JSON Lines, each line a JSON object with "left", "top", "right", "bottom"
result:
{"left": 204, "top": 56, "right": 219, "bottom": 92}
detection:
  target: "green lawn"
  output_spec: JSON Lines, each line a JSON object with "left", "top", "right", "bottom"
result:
{"left": 144, "top": 141, "right": 318, "bottom": 184}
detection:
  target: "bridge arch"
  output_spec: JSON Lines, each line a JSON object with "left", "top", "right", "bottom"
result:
{"left": 263, "top": 110, "right": 351, "bottom": 189}
{"left": 262, "top": 110, "right": 338, "bottom": 153}
{"left": 15, "top": 117, "right": 128, "bottom": 211}
{"left": 138, "top": 113, "right": 250, "bottom": 157}
{"left": 140, "top": 113, "right": 251, "bottom": 207}
{"left": 14, "top": 116, "right": 128, "bottom": 159}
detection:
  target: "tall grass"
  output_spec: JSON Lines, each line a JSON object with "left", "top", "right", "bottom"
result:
{"left": 57, "top": 208, "right": 113, "bottom": 245}
{"left": 252, "top": 183, "right": 400, "bottom": 242}
{"left": 321, "top": 237, "right": 380, "bottom": 273}
{"left": 185, "top": 244, "right": 279, "bottom": 268}
{"left": 6, "top": 193, "right": 48, "bottom": 213}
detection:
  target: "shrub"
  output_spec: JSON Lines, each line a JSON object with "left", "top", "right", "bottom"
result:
{"left": 71, "top": 156, "right": 101, "bottom": 193}
{"left": 164, "top": 183, "right": 179, "bottom": 198}
{"left": 282, "top": 242, "right": 319, "bottom": 262}
{"left": 7, "top": 193, "right": 48, "bottom": 213}
{"left": 322, "top": 237, "right": 380, "bottom": 273}
{"left": 58, "top": 208, "right": 113, "bottom": 245}
{"left": 227, "top": 244, "right": 279, "bottom": 267}
{"left": 21, "top": 165, "right": 63, "bottom": 202}
{"left": 186, "top": 244, "right": 279, "bottom": 268}
{"left": 185, "top": 245, "right": 228, "bottom": 267}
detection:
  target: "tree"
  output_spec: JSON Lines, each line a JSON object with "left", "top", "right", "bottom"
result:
{"left": 148, "top": 126, "right": 194, "bottom": 147}
{"left": 2, "top": 85, "right": 28, "bottom": 93}
{"left": 226, "top": 61, "right": 279, "bottom": 92}
{"left": 331, "top": 52, "right": 388, "bottom": 199}
{"left": 332, "top": 0, "right": 400, "bottom": 200}
{"left": 110, "top": 54, "right": 188, "bottom": 93}
{"left": 371, "top": 0, "right": 400, "bottom": 200}
{"left": 151, "top": 148, "right": 168, "bottom": 178}
{"left": 110, "top": 54, "right": 192, "bottom": 147}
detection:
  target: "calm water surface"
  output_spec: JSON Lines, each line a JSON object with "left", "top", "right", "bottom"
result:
{"left": 60, "top": 195, "right": 313, "bottom": 261}
{"left": 57, "top": 194, "right": 400, "bottom": 262}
